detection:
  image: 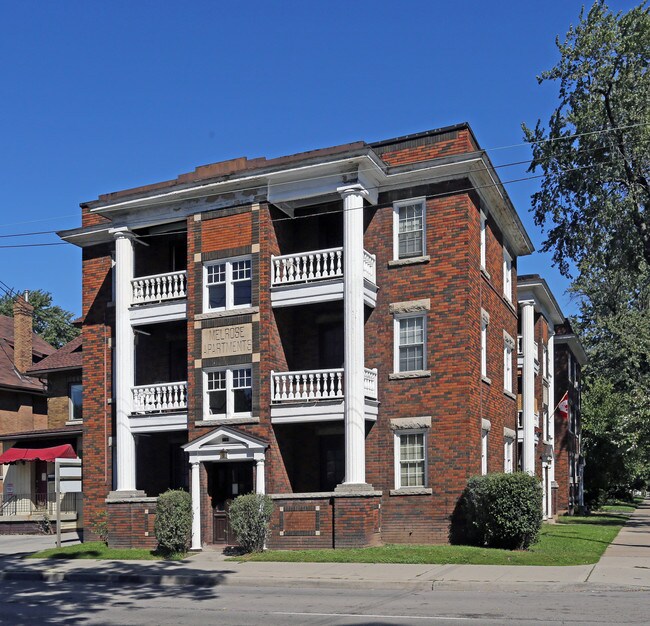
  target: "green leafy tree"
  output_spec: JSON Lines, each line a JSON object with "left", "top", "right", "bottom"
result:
{"left": 524, "top": 1, "right": 650, "bottom": 501}
{"left": 0, "top": 289, "right": 79, "bottom": 349}
{"left": 523, "top": 1, "right": 649, "bottom": 278}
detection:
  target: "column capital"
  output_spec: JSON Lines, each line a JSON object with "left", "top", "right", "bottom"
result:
{"left": 519, "top": 299, "right": 536, "bottom": 309}
{"left": 191, "top": 459, "right": 201, "bottom": 468}
{"left": 109, "top": 226, "right": 136, "bottom": 241}
{"left": 337, "top": 184, "right": 371, "bottom": 200}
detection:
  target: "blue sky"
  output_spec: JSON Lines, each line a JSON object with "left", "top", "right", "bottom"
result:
{"left": 0, "top": 1, "right": 638, "bottom": 318}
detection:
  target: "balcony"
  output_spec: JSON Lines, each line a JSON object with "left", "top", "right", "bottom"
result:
{"left": 129, "top": 270, "right": 188, "bottom": 324}
{"left": 270, "top": 247, "right": 378, "bottom": 308}
{"left": 130, "top": 381, "right": 188, "bottom": 433}
{"left": 270, "top": 367, "right": 379, "bottom": 424}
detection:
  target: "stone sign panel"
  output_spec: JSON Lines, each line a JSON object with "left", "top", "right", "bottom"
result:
{"left": 202, "top": 323, "right": 253, "bottom": 358}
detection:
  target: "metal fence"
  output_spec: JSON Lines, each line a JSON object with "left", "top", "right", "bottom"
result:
{"left": 0, "top": 492, "right": 79, "bottom": 516}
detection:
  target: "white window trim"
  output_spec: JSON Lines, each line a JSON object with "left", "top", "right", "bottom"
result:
{"left": 393, "top": 428, "right": 428, "bottom": 490}
{"left": 504, "top": 436, "right": 514, "bottom": 473}
{"left": 480, "top": 210, "right": 487, "bottom": 271}
{"left": 503, "top": 331, "right": 515, "bottom": 393}
{"left": 393, "top": 313, "right": 427, "bottom": 374}
{"left": 481, "top": 428, "right": 489, "bottom": 475}
{"left": 203, "top": 365, "right": 253, "bottom": 420}
{"left": 203, "top": 255, "right": 252, "bottom": 313}
{"left": 481, "top": 309, "right": 489, "bottom": 379}
{"left": 393, "top": 197, "right": 426, "bottom": 260}
{"left": 503, "top": 248, "right": 513, "bottom": 302}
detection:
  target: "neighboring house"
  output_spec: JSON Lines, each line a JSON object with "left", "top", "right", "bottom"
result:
{"left": 554, "top": 321, "right": 587, "bottom": 514}
{"left": 516, "top": 275, "right": 565, "bottom": 519}
{"left": 60, "top": 123, "right": 535, "bottom": 549}
{"left": 0, "top": 295, "right": 82, "bottom": 533}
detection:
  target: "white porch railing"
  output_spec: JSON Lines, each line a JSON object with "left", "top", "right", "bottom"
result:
{"left": 364, "top": 367, "right": 378, "bottom": 399}
{"left": 131, "top": 270, "right": 187, "bottom": 305}
{"left": 132, "top": 381, "right": 188, "bottom": 413}
{"left": 271, "top": 367, "right": 378, "bottom": 402}
{"left": 271, "top": 247, "right": 343, "bottom": 286}
{"left": 363, "top": 250, "right": 377, "bottom": 285}
{"left": 271, "top": 248, "right": 377, "bottom": 287}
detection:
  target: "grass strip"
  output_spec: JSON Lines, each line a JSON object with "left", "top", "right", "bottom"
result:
{"left": 26, "top": 541, "right": 188, "bottom": 561}
{"left": 234, "top": 513, "right": 628, "bottom": 566}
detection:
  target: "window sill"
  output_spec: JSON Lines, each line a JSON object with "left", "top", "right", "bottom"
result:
{"left": 389, "top": 370, "right": 431, "bottom": 380}
{"left": 196, "top": 306, "right": 258, "bottom": 321}
{"left": 387, "top": 255, "right": 430, "bottom": 268}
{"left": 196, "top": 416, "right": 259, "bottom": 427}
{"left": 503, "top": 297, "right": 517, "bottom": 315}
{"left": 481, "top": 376, "right": 492, "bottom": 385}
{"left": 389, "top": 487, "right": 432, "bottom": 496}
{"left": 481, "top": 267, "right": 491, "bottom": 280}
{"left": 503, "top": 389, "right": 517, "bottom": 400}
{"left": 65, "top": 419, "right": 83, "bottom": 426}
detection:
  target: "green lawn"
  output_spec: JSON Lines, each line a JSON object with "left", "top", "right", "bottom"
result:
{"left": 235, "top": 513, "right": 629, "bottom": 566}
{"left": 26, "top": 541, "right": 188, "bottom": 561}
{"left": 600, "top": 498, "right": 643, "bottom": 513}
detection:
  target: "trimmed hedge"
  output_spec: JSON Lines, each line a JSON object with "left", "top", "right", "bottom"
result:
{"left": 154, "top": 489, "right": 193, "bottom": 555}
{"left": 228, "top": 493, "right": 273, "bottom": 553}
{"left": 450, "top": 472, "right": 543, "bottom": 550}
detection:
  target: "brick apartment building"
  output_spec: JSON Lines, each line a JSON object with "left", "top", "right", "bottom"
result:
{"left": 0, "top": 295, "right": 82, "bottom": 532}
{"left": 60, "top": 123, "right": 535, "bottom": 549}
{"left": 554, "top": 321, "right": 586, "bottom": 514}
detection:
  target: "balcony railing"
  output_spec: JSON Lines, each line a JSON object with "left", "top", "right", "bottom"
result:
{"left": 271, "top": 247, "right": 377, "bottom": 287}
{"left": 271, "top": 367, "right": 378, "bottom": 402}
{"left": 132, "top": 381, "right": 188, "bottom": 414}
{"left": 0, "top": 492, "right": 79, "bottom": 517}
{"left": 131, "top": 270, "right": 187, "bottom": 305}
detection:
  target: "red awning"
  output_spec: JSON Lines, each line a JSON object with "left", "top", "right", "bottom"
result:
{"left": 0, "top": 444, "right": 77, "bottom": 464}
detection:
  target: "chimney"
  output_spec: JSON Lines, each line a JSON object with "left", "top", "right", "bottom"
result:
{"left": 13, "top": 291, "right": 34, "bottom": 374}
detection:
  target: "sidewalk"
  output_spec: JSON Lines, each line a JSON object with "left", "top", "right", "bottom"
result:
{"left": 1, "top": 502, "right": 649, "bottom": 591}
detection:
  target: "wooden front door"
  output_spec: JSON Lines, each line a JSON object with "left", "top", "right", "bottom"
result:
{"left": 208, "top": 462, "right": 254, "bottom": 545}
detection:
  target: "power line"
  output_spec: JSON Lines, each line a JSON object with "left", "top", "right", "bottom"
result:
{"left": 0, "top": 120, "right": 645, "bottom": 236}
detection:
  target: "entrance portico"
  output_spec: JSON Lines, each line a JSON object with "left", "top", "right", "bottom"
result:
{"left": 184, "top": 426, "right": 268, "bottom": 551}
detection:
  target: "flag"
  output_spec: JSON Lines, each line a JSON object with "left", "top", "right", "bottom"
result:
{"left": 556, "top": 391, "right": 569, "bottom": 421}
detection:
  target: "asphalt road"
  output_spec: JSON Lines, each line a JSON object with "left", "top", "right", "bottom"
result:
{"left": 1, "top": 580, "right": 650, "bottom": 625}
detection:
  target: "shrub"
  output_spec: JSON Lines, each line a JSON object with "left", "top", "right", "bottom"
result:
{"left": 154, "top": 489, "right": 192, "bottom": 555}
{"left": 228, "top": 493, "right": 273, "bottom": 553}
{"left": 450, "top": 472, "right": 543, "bottom": 550}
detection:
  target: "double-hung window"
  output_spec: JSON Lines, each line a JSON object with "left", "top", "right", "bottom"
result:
{"left": 204, "top": 257, "right": 252, "bottom": 312}
{"left": 503, "top": 332, "right": 514, "bottom": 393}
{"left": 69, "top": 383, "right": 83, "bottom": 422}
{"left": 481, "top": 309, "right": 489, "bottom": 379}
{"left": 504, "top": 436, "right": 514, "bottom": 473}
{"left": 480, "top": 210, "right": 487, "bottom": 271}
{"left": 204, "top": 366, "right": 252, "bottom": 419}
{"left": 395, "top": 431, "right": 426, "bottom": 488}
{"left": 394, "top": 198, "right": 426, "bottom": 259}
{"left": 481, "top": 428, "right": 489, "bottom": 475}
{"left": 503, "top": 248, "right": 512, "bottom": 302}
{"left": 395, "top": 315, "right": 426, "bottom": 372}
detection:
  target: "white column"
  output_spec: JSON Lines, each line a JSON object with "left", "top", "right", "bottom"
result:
{"left": 339, "top": 185, "right": 367, "bottom": 486}
{"left": 521, "top": 300, "right": 536, "bottom": 475}
{"left": 255, "top": 458, "right": 265, "bottom": 495}
{"left": 190, "top": 460, "right": 202, "bottom": 550}
{"left": 112, "top": 227, "right": 137, "bottom": 492}
{"left": 547, "top": 327, "right": 556, "bottom": 517}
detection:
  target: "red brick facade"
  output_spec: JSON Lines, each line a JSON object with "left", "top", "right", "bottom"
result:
{"left": 70, "top": 124, "right": 536, "bottom": 549}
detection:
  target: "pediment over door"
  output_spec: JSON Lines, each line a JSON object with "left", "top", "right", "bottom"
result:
{"left": 183, "top": 426, "right": 268, "bottom": 463}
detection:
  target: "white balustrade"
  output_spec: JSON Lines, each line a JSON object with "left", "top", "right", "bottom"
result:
{"left": 131, "top": 270, "right": 187, "bottom": 305}
{"left": 270, "top": 367, "right": 378, "bottom": 402}
{"left": 271, "top": 247, "right": 343, "bottom": 286}
{"left": 363, "top": 250, "right": 376, "bottom": 285}
{"left": 132, "top": 381, "right": 188, "bottom": 414}
{"left": 271, "top": 369, "right": 344, "bottom": 402}
{"left": 363, "top": 367, "right": 378, "bottom": 399}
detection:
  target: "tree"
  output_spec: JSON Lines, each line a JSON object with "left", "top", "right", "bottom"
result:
{"left": 0, "top": 289, "right": 79, "bottom": 349}
{"left": 524, "top": 2, "right": 650, "bottom": 501}
{"left": 523, "top": 1, "right": 649, "bottom": 278}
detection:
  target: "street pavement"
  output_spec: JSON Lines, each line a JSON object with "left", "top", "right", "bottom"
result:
{"left": 0, "top": 501, "right": 649, "bottom": 592}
